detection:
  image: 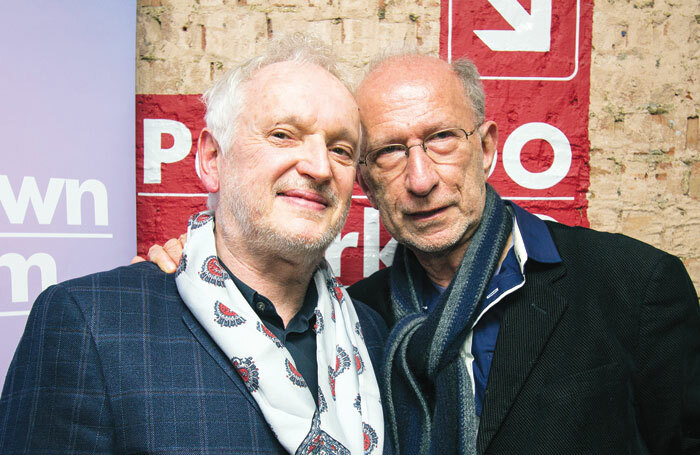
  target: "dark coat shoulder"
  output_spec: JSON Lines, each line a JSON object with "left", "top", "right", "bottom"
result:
{"left": 347, "top": 268, "right": 393, "bottom": 325}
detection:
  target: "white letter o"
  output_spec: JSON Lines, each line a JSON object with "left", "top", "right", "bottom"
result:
{"left": 502, "top": 123, "right": 572, "bottom": 190}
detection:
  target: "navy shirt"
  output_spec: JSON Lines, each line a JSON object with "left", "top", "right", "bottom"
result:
{"left": 219, "top": 260, "right": 319, "bottom": 402}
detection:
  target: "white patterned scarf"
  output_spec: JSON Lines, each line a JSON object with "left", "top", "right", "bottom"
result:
{"left": 175, "top": 211, "right": 384, "bottom": 455}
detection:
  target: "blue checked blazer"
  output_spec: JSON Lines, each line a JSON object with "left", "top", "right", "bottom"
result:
{"left": 0, "top": 262, "right": 390, "bottom": 454}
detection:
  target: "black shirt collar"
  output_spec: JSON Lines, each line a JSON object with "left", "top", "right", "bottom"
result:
{"left": 218, "top": 258, "right": 317, "bottom": 332}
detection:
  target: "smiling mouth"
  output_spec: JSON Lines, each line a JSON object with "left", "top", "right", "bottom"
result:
{"left": 277, "top": 189, "right": 330, "bottom": 210}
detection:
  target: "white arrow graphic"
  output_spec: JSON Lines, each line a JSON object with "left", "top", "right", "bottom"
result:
{"left": 474, "top": 0, "right": 552, "bottom": 52}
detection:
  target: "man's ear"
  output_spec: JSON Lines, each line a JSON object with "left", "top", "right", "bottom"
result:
{"left": 479, "top": 120, "right": 498, "bottom": 177}
{"left": 356, "top": 169, "right": 378, "bottom": 209}
{"left": 198, "top": 129, "right": 221, "bottom": 193}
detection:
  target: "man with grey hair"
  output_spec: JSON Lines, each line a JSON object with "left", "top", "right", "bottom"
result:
{"left": 350, "top": 53, "right": 700, "bottom": 455}
{"left": 145, "top": 51, "right": 700, "bottom": 454}
{"left": 0, "top": 35, "right": 388, "bottom": 454}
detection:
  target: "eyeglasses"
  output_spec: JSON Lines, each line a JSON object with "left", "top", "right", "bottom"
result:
{"left": 358, "top": 127, "right": 477, "bottom": 174}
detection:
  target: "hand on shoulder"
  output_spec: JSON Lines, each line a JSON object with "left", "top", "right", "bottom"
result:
{"left": 130, "top": 233, "right": 187, "bottom": 273}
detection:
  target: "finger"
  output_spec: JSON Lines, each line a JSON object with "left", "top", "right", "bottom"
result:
{"left": 148, "top": 244, "right": 177, "bottom": 273}
{"left": 163, "top": 237, "right": 185, "bottom": 265}
{"left": 178, "top": 232, "right": 188, "bottom": 246}
{"left": 131, "top": 255, "right": 146, "bottom": 264}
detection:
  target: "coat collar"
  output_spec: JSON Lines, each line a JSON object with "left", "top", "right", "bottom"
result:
{"left": 508, "top": 202, "right": 561, "bottom": 267}
{"left": 181, "top": 310, "right": 265, "bottom": 416}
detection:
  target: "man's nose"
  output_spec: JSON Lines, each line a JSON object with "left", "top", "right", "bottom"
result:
{"left": 404, "top": 143, "right": 439, "bottom": 196}
{"left": 296, "top": 135, "right": 332, "bottom": 182}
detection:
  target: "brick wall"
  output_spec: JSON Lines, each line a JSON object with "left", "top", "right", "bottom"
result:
{"left": 136, "top": 0, "right": 700, "bottom": 291}
{"left": 588, "top": 1, "right": 699, "bottom": 287}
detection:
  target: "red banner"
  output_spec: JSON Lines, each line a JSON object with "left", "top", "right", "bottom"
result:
{"left": 440, "top": 0, "right": 593, "bottom": 225}
{"left": 137, "top": 2, "right": 592, "bottom": 284}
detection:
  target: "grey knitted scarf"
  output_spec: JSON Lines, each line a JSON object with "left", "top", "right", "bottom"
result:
{"left": 382, "top": 185, "right": 512, "bottom": 455}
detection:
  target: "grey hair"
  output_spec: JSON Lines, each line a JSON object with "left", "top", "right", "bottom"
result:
{"left": 202, "top": 33, "right": 343, "bottom": 157}
{"left": 450, "top": 58, "right": 485, "bottom": 126}
{"left": 362, "top": 49, "right": 486, "bottom": 126}
{"left": 202, "top": 33, "right": 355, "bottom": 211}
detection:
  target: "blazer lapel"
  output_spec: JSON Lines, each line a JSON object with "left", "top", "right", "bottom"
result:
{"left": 477, "top": 262, "right": 568, "bottom": 453}
{"left": 181, "top": 310, "right": 265, "bottom": 416}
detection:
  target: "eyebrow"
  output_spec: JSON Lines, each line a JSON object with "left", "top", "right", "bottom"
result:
{"left": 328, "top": 127, "right": 359, "bottom": 144}
{"left": 273, "top": 116, "right": 359, "bottom": 144}
{"left": 272, "top": 115, "right": 308, "bottom": 129}
{"left": 370, "top": 123, "right": 454, "bottom": 147}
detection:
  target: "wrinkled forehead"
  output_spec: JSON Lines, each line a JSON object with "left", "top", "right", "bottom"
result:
{"left": 358, "top": 55, "right": 463, "bottom": 99}
{"left": 356, "top": 58, "right": 474, "bottom": 142}
{"left": 241, "top": 61, "right": 360, "bottom": 132}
